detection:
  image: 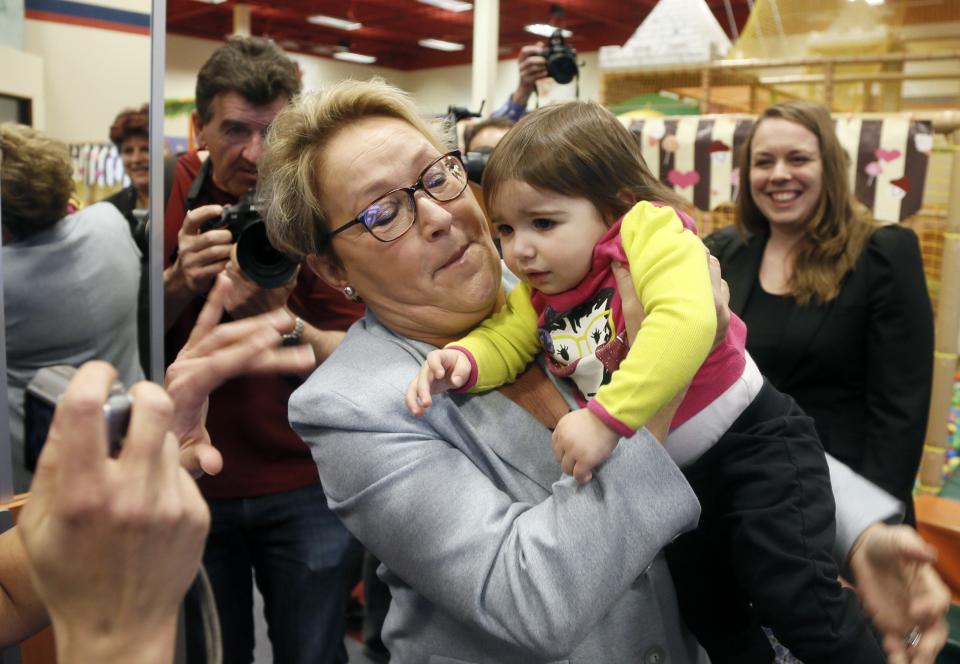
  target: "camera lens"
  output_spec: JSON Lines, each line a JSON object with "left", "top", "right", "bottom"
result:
{"left": 236, "top": 221, "right": 299, "bottom": 289}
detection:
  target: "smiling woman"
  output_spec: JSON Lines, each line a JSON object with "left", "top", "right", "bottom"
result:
{"left": 705, "top": 100, "right": 935, "bottom": 526}
{"left": 105, "top": 104, "right": 150, "bottom": 230}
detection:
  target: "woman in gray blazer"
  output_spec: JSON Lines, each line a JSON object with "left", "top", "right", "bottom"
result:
{"left": 247, "top": 80, "right": 947, "bottom": 664}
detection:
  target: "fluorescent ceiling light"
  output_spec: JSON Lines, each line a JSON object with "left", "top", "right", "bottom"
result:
{"left": 865, "top": 0, "right": 885, "bottom": 5}
{"left": 192, "top": 0, "right": 228, "bottom": 4}
{"left": 418, "top": 38, "right": 465, "bottom": 52}
{"left": 334, "top": 51, "right": 377, "bottom": 64}
{"left": 307, "top": 14, "right": 362, "bottom": 30}
{"left": 417, "top": 0, "right": 473, "bottom": 12}
{"left": 525, "top": 24, "right": 572, "bottom": 39}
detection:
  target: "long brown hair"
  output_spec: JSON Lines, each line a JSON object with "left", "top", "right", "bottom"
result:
{"left": 482, "top": 101, "right": 686, "bottom": 224}
{"left": 736, "top": 101, "right": 875, "bottom": 305}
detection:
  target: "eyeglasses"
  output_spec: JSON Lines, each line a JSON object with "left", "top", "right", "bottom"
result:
{"left": 328, "top": 151, "right": 468, "bottom": 243}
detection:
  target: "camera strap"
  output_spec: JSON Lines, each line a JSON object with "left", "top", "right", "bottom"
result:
{"left": 186, "top": 157, "right": 213, "bottom": 211}
{"left": 168, "top": 156, "right": 214, "bottom": 265}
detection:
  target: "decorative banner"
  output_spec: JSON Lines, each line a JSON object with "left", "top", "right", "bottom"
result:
{"left": 627, "top": 116, "right": 932, "bottom": 223}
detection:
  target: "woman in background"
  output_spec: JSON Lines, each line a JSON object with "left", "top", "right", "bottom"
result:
{"left": 103, "top": 103, "right": 149, "bottom": 239}
{"left": 102, "top": 103, "right": 151, "bottom": 372}
{"left": 705, "top": 100, "right": 934, "bottom": 525}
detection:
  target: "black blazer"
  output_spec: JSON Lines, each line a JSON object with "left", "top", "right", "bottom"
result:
{"left": 705, "top": 225, "right": 934, "bottom": 522}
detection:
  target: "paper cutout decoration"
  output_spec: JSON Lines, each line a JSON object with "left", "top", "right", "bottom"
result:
{"left": 626, "top": 116, "right": 931, "bottom": 223}
{"left": 668, "top": 169, "right": 701, "bottom": 188}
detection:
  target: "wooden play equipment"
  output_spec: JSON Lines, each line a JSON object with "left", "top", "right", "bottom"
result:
{"left": 602, "top": 51, "right": 960, "bottom": 115}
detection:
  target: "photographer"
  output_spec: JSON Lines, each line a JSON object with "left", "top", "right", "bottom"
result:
{"left": 162, "top": 36, "right": 363, "bottom": 664}
{"left": 490, "top": 43, "right": 549, "bottom": 122}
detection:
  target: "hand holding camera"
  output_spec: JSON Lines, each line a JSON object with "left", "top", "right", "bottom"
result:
{"left": 176, "top": 204, "right": 233, "bottom": 296}
{"left": 199, "top": 192, "right": 299, "bottom": 289}
{"left": 18, "top": 362, "right": 210, "bottom": 664}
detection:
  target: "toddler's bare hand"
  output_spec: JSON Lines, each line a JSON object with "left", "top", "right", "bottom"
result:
{"left": 405, "top": 349, "right": 473, "bottom": 416}
{"left": 551, "top": 409, "right": 620, "bottom": 483}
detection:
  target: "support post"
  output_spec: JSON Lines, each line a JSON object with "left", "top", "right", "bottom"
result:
{"left": 471, "top": 0, "right": 499, "bottom": 115}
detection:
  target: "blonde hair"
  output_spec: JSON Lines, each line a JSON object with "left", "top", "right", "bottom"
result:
{"left": 736, "top": 101, "right": 875, "bottom": 304}
{"left": 482, "top": 101, "right": 685, "bottom": 223}
{"left": 259, "top": 78, "right": 448, "bottom": 261}
{"left": 0, "top": 123, "right": 73, "bottom": 239}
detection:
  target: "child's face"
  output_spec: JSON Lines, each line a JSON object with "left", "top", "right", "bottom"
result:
{"left": 491, "top": 180, "right": 609, "bottom": 294}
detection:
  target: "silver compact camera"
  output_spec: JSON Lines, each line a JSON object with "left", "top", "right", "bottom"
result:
{"left": 23, "top": 365, "right": 131, "bottom": 470}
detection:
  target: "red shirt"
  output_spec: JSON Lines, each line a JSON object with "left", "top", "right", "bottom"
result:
{"left": 164, "top": 152, "right": 364, "bottom": 498}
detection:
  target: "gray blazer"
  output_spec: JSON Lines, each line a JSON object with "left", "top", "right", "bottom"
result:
{"left": 290, "top": 310, "right": 901, "bottom": 663}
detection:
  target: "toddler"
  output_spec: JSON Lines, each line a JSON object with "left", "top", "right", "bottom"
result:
{"left": 405, "top": 101, "right": 885, "bottom": 664}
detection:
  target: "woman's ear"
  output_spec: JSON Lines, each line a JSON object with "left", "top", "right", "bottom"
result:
{"left": 306, "top": 254, "right": 348, "bottom": 290}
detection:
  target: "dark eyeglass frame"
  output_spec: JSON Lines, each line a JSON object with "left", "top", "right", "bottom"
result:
{"left": 327, "top": 150, "right": 467, "bottom": 243}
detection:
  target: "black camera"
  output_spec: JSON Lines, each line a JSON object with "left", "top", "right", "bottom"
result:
{"left": 463, "top": 146, "right": 494, "bottom": 185}
{"left": 200, "top": 192, "right": 298, "bottom": 289}
{"left": 543, "top": 29, "right": 578, "bottom": 85}
{"left": 24, "top": 365, "right": 131, "bottom": 471}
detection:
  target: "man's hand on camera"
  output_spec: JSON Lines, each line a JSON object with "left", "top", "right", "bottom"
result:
{"left": 513, "top": 43, "right": 548, "bottom": 105}
{"left": 18, "top": 362, "right": 210, "bottom": 664}
{"left": 166, "top": 274, "right": 315, "bottom": 479}
{"left": 221, "top": 245, "right": 300, "bottom": 319}
{"left": 175, "top": 205, "right": 233, "bottom": 296}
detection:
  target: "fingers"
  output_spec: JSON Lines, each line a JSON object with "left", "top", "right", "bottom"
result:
{"left": 911, "top": 613, "right": 949, "bottom": 663}
{"left": 559, "top": 447, "right": 576, "bottom": 477}
{"left": 405, "top": 378, "right": 424, "bottom": 416}
{"left": 415, "top": 362, "right": 437, "bottom": 412}
{"left": 180, "top": 444, "right": 224, "bottom": 480}
{"left": 34, "top": 362, "right": 117, "bottom": 499}
{"left": 571, "top": 461, "right": 593, "bottom": 484}
{"left": 893, "top": 528, "right": 938, "bottom": 564}
{"left": 181, "top": 243, "right": 232, "bottom": 271}
{"left": 119, "top": 382, "right": 175, "bottom": 481}
{"left": 449, "top": 355, "right": 472, "bottom": 389}
{"left": 183, "top": 273, "right": 232, "bottom": 352}
{"left": 180, "top": 205, "right": 225, "bottom": 235}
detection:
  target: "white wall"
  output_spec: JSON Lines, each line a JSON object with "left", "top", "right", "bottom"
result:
{"left": 164, "top": 34, "right": 420, "bottom": 139}
{"left": 0, "top": 45, "right": 44, "bottom": 129}
{"left": 165, "top": 34, "right": 601, "bottom": 139}
{"left": 23, "top": 17, "right": 149, "bottom": 141}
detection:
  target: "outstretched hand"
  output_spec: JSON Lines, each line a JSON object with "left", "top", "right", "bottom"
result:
{"left": 849, "top": 523, "right": 950, "bottom": 663}
{"left": 165, "top": 274, "right": 316, "bottom": 478}
{"left": 406, "top": 348, "right": 473, "bottom": 416}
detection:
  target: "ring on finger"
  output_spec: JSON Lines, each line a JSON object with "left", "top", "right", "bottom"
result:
{"left": 903, "top": 625, "right": 922, "bottom": 648}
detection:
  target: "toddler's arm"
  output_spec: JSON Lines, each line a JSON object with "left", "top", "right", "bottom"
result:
{"left": 405, "top": 348, "right": 473, "bottom": 416}
{"left": 589, "top": 202, "right": 717, "bottom": 436}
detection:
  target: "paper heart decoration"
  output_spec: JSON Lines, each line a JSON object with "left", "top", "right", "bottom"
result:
{"left": 889, "top": 176, "right": 910, "bottom": 200}
{"left": 667, "top": 169, "right": 700, "bottom": 188}
{"left": 864, "top": 161, "right": 883, "bottom": 177}
{"left": 874, "top": 148, "right": 902, "bottom": 162}
{"left": 914, "top": 133, "right": 933, "bottom": 154}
